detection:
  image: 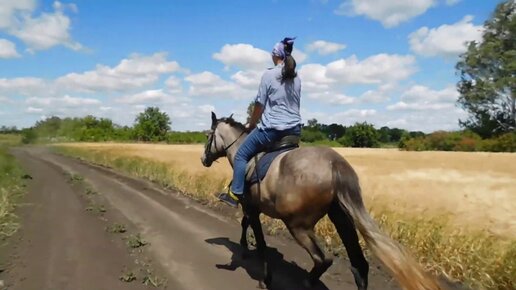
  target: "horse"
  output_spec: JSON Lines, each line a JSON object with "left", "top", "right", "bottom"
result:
{"left": 201, "top": 112, "right": 444, "bottom": 290}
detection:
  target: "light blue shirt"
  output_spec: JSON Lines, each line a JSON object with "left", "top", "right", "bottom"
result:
{"left": 254, "top": 64, "right": 301, "bottom": 131}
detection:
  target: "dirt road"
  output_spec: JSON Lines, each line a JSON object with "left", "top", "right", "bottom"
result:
{"left": 1, "top": 147, "right": 401, "bottom": 290}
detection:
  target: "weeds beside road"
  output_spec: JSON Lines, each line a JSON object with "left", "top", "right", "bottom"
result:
{"left": 0, "top": 135, "right": 26, "bottom": 239}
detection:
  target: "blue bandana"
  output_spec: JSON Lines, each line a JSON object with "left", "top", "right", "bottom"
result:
{"left": 272, "top": 37, "right": 296, "bottom": 60}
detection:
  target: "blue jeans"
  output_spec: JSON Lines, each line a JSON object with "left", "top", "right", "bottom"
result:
{"left": 231, "top": 125, "right": 301, "bottom": 195}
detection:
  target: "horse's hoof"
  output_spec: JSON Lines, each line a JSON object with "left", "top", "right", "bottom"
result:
{"left": 257, "top": 281, "right": 267, "bottom": 289}
{"left": 264, "top": 273, "right": 272, "bottom": 287}
{"left": 350, "top": 266, "right": 368, "bottom": 290}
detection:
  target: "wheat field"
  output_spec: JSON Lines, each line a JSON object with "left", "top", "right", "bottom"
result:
{"left": 62, "top": 143, "right": 516, "bottom": 238}
{"left": 54, "top": 143, "right": 516, "bottom": 289}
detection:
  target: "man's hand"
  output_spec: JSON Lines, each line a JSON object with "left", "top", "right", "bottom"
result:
{"left": 245, "top": 123, "right": 256, "bottom": 132}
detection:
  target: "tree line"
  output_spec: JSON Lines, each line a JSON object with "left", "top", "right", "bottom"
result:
{"left": 12, "top": 107, "right": 204, "bottom": 145}
{"left": 1, "top": 105, "right": 512, "bottom": 152}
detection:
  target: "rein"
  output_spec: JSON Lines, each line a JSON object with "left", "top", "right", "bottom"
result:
{"left": 205, "top": 125, "right": 245, "bottom": 162}
{"left": 223, "top": 131, "right": 245, "bottom": 152}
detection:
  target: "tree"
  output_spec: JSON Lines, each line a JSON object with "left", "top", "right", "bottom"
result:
{"left": 306, "top": 118, "right": 320, "bottom": 130}
{"left": 133, "top": 107, "right": 171, "bottom": 141}
{"left": 456, "top": 0, "right": 516, "bottom": 138}
{"left": 246, "top": 101, "right": 254, "bottom": 124}
{"left": 344, "top": 122, "right": 380, "bottom": 148}
{"left": 321, "top": 123, "right": 346, "bottom": 140}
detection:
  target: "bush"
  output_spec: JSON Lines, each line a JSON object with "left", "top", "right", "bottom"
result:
{"left": 167, "top": 132, "right": 205, "bottom": 144}
{"left": 307, "top": 139, "right": 342, "bottom": 147}
{"left": 399, "top": 136, "right": 427, "bottom": 151}
{"left": 301, "top": 129, "right": 327, "bottom": 143}
{"left": 21, "top": 128, "right": 37, "bottom": 144}
{"left": 480, "top": 132, "right": 516, "bottom": 152}
{"left": 345, "top": 122, "right": 380, "bottom": 148}
{"left": 399, "top": 130, "right": 514, "bottom": 152}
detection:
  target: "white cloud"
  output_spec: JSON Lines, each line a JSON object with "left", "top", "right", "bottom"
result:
{"left": 302, "top": 108, "right": 377, "bottom": 126}
{"left": 185, "top": 71, "right": 250, "bottom": 99}
{"left": 306, "top": 91, "right": 355, "bottom": 105}
{"left": 8, "top": 1, "right": 82, "bottom": 52}
{"left": 325, "top": 54, "right": 416, "bottom": 85}
{"left": 358, "top": 83, "right": 395, "bottom": 103}
{"left": 387, "top": 85, "right": 459, "bottom": 111}
{"left": 298, "top": 63, "right": 336, "bottom": 92}
{"left": 0, "top": 77, "right": 46, "bottom": 96}
{"left": 292, "top": 48, "right": 308, "bottom": 63}
{"left": 213, "top": 44, "right": 270, "bottom": 70}
{"left": 0, "top": 39, "right": 20, "bottom": 58}
{"left": 116, "top": 89, "right": 178, "bottom": 105}
{"left": 165, "top": 76, "right": 183, "bottom": 94}
{"left": 230, "top": 70, "right": 262, "bottom": 90}
{"left": 0, "top": 96, "right": 13, "bottom": 103}
{"left": 306, "top": 40, "right": 346, "bottom": 55}
{"left": 26, "top": 106, "right": 43, "bottom": 113}
{"left": 0, "top": 0, "right": 35, "bottom": 29}
{"left": 56, "top": 52, "right": 181, "bottom": 92}
{"left": 26, "top": 95, "right": 101, "bottom": 107}
{"left": 335, "top": 0, "right": 436, "bottom": 28}
{"left": 409, "top": 15, "right": 484, "bottom": 57}
{"left": 298, "top": 54, "right": 414, "bottom": 105}
{"left": 198, "top": 104, "right": 215, "bottom": 114}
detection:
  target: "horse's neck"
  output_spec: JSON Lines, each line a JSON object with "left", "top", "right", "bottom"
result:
{"left": 225, "top": 128, "right": 247, "bottom": 168}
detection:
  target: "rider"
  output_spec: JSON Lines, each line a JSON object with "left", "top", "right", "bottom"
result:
{"left": 218, "top": 37, "right": 302, "bottom": 207}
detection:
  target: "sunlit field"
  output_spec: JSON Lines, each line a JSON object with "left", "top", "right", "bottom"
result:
{"left": 0, "top": 135, "right": 25, "bottom": 239}
{"left": 54, "top": 143, "right": 516, "bottom": 289}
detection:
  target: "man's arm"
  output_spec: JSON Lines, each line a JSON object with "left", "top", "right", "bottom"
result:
{"left": 248, "top": 102, "right": 264, "bottom": 131}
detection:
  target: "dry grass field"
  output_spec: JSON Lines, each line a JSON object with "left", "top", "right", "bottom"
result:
{"left": 61, "top": 143, "right": 516, "bottom": 237}
{"left": 54, "top": 143, "right": 516, "bottom": 289}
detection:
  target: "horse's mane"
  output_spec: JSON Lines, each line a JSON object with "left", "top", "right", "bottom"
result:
{"left": 218, "top": 116, "right": 246, "bottom": 132}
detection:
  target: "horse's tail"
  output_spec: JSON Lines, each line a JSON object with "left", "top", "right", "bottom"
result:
{"left": 331, "top": 160, "right": 444, "bottom": 290}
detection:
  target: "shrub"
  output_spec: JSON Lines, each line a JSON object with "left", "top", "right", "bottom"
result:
{"left": 167, "top": 132, "right": 205, "bottom": 144}
{"left": 345, "top": 122, "right": 380, "bottom": 148}
{"left": 301, "top": 129, "right": 327, "bottom": 143}
{"left": 480, "top": 132, "right": 516, "bottom": 152}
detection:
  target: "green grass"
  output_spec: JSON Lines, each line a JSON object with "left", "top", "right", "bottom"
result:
{"left": 106, "top": 223, "right": 127, "bottom": 233}
{"left": 119, "top": 270, "right": 137, "bottom": 282}
{"left": 53, "top": 145, "right": 516, "bottom": 290}
{"left": 0, "top": 134, "right": 25, "bottom": 239}
{"left": 126, "top": 233, "right": 149, "bottom": 248}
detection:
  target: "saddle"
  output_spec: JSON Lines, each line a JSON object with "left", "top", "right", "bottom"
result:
{"left": 245, "top": 135, "right": 300, "bottom": 186}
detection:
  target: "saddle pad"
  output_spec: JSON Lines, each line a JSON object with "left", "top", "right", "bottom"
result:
{"left": 247, "top": 146, "right": 296, "bottom": 186}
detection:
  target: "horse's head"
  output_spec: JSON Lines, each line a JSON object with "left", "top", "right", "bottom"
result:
{"left": 201, "top": 112, "right": 245, "bottom": 167}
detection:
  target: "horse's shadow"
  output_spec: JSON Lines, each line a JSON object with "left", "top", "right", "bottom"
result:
{"left": 205, "top": 237, "right": 330, "bottom": 290}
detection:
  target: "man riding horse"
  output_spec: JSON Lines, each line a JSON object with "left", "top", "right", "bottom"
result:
{"left": 202, "top": 38, "right": 444, "bottom": 290}
{"left": 217, "top": 37, "right": 301, "bottom": 207}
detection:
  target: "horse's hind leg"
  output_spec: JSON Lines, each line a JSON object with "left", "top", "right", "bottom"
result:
{"left": 287, "top": 225, "right": 333, "bottom": 287}
{"left": 240, "top": 215, "right": 250, "bottom": 259}
{"left": 328, "top": 202, "right": 368, "bottom": 290}
{"left": 248, "top": 212, "right": 271, "bottom": 288}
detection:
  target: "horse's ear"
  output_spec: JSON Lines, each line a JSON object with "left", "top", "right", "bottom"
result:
{"left": 211, "top": 111, "right": 217, "bottom": 125}
{"left": 228, "top": 113, "right": 234, "bottom": 120}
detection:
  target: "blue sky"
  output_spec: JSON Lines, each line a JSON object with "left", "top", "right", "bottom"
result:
{"left": 0, "top": 0, "right": 501, "bottom": 132}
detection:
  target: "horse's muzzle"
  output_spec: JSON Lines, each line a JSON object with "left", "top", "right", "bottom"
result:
{"left": 201, "top": 155, "right": 213, "bottom": 167}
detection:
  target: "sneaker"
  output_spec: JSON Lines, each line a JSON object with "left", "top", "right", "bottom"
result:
{"left": 217, "top": 191, "right": 240, "bottom": 208}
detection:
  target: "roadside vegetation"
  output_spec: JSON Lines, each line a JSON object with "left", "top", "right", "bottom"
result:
{"left": 0, "top": 134, "right": 26, "bottom": 239}
{"left": 54, "top": 144, "right": 516, "bottom": 290}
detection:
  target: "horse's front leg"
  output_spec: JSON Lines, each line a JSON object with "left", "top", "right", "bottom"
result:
{"left": 240, "top": 215, "right": 250, "bottom": 259}
{"left": 249, "top": 211, "right": 271, "bottom": 289}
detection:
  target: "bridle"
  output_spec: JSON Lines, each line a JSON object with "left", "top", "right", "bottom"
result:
{"left": 204, "top": 122, "right": 245, "bottom": 164}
